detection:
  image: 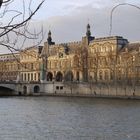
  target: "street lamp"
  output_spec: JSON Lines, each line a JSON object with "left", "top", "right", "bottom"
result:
{"left": 0, "top": 0, "right": 3, "bottom": 8}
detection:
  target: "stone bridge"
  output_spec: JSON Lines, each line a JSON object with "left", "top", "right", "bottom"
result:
{"left": 0, "top": 83, "right": 16, "bottom": 90}
{"left": 0, "top": 83, "right": 17, "bottom": 95}
{"left": 0, "top": 82, "right": 43, "bottom": 95}
{"left": 0, "top": 82, "right": 66, "bottom": 96}
{"left": 0, "top": 82, "right": 139, "bottom": 97}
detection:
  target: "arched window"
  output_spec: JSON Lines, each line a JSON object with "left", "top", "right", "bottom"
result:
{"left": 64, "top": 71, "right": 74, "bottom": 81}
{"left": 47, "top": 72, "right": 53, "bottom": 81}
{"left": 110, "top": 71, "right": 114, "bottom": 80}
{"left": 56, "top": 72, "right": 63, "bottom": 82}
{"left": 104, "top": 70, "right": 109, "bottom": 80}
{"left": 99, "top": 71, "right": 103, "bottom": 80}
{"left": 118, "top": 69, "right": 121, "bottom": 80}
{"left": 76, "top": 71, "right": 80, "bottom": 81}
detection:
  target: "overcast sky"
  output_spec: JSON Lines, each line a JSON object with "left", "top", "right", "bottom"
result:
{"left": 1, "top": 0, "right": 140, "bottom": 53}
{"left": 34, "top": 0, "right": 140, "bottom": 44}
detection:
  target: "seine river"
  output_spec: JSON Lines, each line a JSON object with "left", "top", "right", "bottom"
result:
{"left": 0, "top": 96, "right": 140, "bottom": 140}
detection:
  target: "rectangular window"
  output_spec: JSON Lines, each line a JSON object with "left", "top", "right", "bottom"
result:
{"left": 28, "top": 73, "right": 30, "bottom": 81}
{"left": 21, "top": 74, "right": 23, "bottom": 81}
{"left": 34, "top": 73, "right": 36, "bottom": 81}
{"left": 31, "top": 63, "right": 33, "bottom": 70}
{"left": 38, "top": 73, "right": 40, "bottom": 81}
{"left": 24, "top": 73, "right": 26, "bottom": 81}
{"left": 31, "top": 73, "right": 33, "bottom": 81}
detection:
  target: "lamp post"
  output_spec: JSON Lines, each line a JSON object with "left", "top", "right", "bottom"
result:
{"left": 40, "top": 55, "right": 47, "bottom": 83}
{"left": 0, "top": 0, "right": 3, "bottom": 8}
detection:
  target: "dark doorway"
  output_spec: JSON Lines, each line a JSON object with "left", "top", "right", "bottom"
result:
{"left": 23, "top": 86, "right": 27, "bottom": 95}
{"left": 18, "top": 92, "right": 22, "bottom": 96}
{"left": 64, "top": 71, "right": 74, "bottom": 81}
{"left": 47, "top": 72, "right": 53, "bottom": 81}
{"left": 76, "top": 71, "right": 80, "bottom": 81}
{"left": 56, "top": 72, "right": 63, "bottom": 82}
{"left": 34, "top": 86, "right": 40, "bottom": 93}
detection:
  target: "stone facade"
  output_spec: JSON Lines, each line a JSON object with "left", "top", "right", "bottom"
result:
{"left": 19, "top": 46, "right": 43, "bottom": 82}
{"left": 0, "top": 53, "right": 20, "bottom": 81}
{"left": 0, "top": 46, "right": 43, "bottom": 83}
{"left": 88, "top": 36, "right": 129, "bottom": 83}
{"left": 41, "top": 24, "right": 140, "bottom": 85}
{"left": 0, "top": 24, "right": 139, "bottom": 86}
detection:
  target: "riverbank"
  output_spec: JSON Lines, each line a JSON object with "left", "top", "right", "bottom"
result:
{"left": 32, "top": 92, "right": 140, "bottom": 100}
{"left": 1, "top": 93, "right": 140, "bottom": 100}
{"left": 0, "top": 82, "right": 139, "bottom": 99}
{"left": 38, "top": 82, "right": 140, "bottom": 99}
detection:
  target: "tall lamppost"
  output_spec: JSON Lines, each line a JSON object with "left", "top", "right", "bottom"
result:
{"left": 0, "top": 0, "right": 3, "bottom": 8}
{"left": 41, "top": 54, "right": 47, "bottom": 83}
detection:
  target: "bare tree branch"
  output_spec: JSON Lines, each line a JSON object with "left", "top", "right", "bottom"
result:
{"left": 0, "top": 0, "right": 45, "bottom": 63}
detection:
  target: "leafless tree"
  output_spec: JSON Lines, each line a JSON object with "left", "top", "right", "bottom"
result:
{"left": 75, "top": 46, "right": 88, "bottom": 82}
{"left": 107, "top": 51, "right": 117, "bottom": 83}
{"left": 0, "top": 0, "right": 45, "bottom": 54}
{"left": 91, "top": 51, "right": 100, "bottom": 83}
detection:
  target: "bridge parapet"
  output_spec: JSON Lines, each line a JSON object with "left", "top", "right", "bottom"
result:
{"left": 0, "top": 83, "right": 16, "bottom": 90}
{"left": 0, "top": 82, "right": 43, "bottom": 95}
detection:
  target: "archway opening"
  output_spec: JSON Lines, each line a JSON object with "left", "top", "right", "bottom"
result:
{"left": 23, "top": 86, "right": 27, "bottom": 95}
{"left": 47, "top": 72, "right": 53, "bottom": 81}
{"left": 76, "top": 71, "right": 80, "bottom": 81}
{"left": 0, "top": 86, "right": 14, "bottom": 96}
{"left": 56, "top": 72, "right": 63, "bottom": 82}
{"left": 34, "top": 85, "right": 40, "bottom": 93}
{"left": 64, "top": 71, "right": 74, "bottom": 81}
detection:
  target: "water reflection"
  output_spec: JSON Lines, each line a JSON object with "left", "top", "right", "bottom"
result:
{"left": 0, "top": 97, "right": 140, "bottom": 140}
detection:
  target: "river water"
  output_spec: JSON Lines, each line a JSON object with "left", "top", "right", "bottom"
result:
{"left": 0, "top": 96, "right": 140, "bottom": 140}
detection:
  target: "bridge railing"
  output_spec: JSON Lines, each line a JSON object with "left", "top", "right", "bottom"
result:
{"left": 0, "top": 80, "right": 17, "bottom": 84}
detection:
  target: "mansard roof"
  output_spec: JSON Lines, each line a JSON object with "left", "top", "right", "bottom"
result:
{"left": 127, "top": 42, "right": 140, "bottom": 51}
{"left": 120, "top": 42, "right": 140, "bottom": 52}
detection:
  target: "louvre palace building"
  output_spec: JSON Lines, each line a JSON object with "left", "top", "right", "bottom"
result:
{"left": 0, "top": 24, "right": 140, "bottom": 85}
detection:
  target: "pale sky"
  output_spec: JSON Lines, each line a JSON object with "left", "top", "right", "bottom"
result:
{"left": 0, "top": 0, "right": 140, "bottom": 53}
{"left": 34, "top": 0, "right": 140, "bottom": 43}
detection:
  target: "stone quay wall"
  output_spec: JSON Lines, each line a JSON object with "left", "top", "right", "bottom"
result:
{"left": 40, "top": 82, "right": 140, "bottom": 98}
{"left": 7, "top": 82, "right": 139, "bottom": 98}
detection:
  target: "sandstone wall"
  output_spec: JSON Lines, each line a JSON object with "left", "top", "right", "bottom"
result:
{"left": 42, "top": 82, "right": 140, "bottom": 98}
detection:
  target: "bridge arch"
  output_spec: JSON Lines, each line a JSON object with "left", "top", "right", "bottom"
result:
{"left": 0, "top": 86, "right": 14, "bottom": 95}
